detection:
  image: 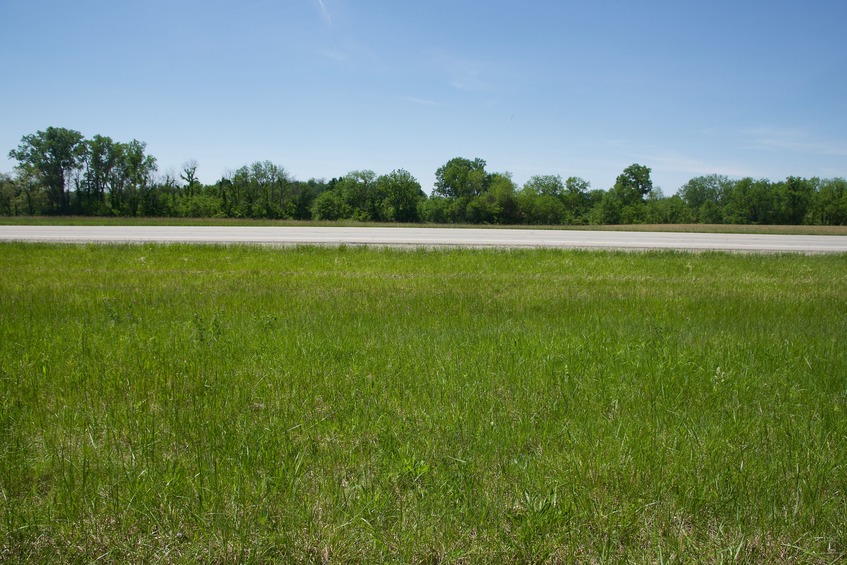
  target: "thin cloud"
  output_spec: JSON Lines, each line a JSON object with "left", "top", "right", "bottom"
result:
{"left": 322, "top": 47, "right": 346, "bottom": 62}
{"left": 739, "top": 127, "right": 847, "bottom": 157}
{"left": 427, "top": 50, "right": 493, "bottom": 92}
{"left": 315, "top": 0, "right": 332, "bottom": 26}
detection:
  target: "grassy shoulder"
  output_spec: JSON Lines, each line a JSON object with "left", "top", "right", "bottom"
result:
{"left": 2, "top": 215, "right": 847, "bottom": 235}
{"left": 2, "top": 244, "right": 846, "bottom": 562}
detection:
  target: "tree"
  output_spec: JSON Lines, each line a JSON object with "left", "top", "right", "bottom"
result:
{"left": 433, "top": 157, "right": 488, "bottom": 200}
{"left": 0, "top": 173, "right": 20, "bottom": 215}
{"left": 518, "top": 177, "right": 567, "bottom": 225}
{"left": 524, "top": 175, "right": 564, "bottom": 198}
{"left": 312, "top": 189, "right": 350, "bottom": 221}
{"left": 611, "top": 163, "right": 653, "bottom": 207}
{"left": 772, "top": 176, "right": 814, "bottom": 225}
{"left": 487, "top": 173, "right": 519, "bottom": 223}
{"left": 181, "top": 160, "right": 199, "bottom": 198}
{"left": 564, "top": 176, "right": 591, "bottom": 222}
{"left": 333, "top": 170, "right": 379, "bottom": 221}
{"left": 645, "top": 193, "right": 693, "bottom": 224}
{"left": 722, "top": 178, "right": 774, "bottom": 224}
{"left": 14, "top": 169, "right": 48, "bottom": 215}
{"left": 82, "top": 134, "right": 118, "bottom": 212}
{"left": 9, "top": 127, "right": 86, "bottom": 213}
{"left": 376, "top": 169, "right": 425, "bottom": 222}
{"left": 595, "top": 164, "right": 654, "bottom": 224}
{"left": 118, "top": 140, "right": 158, "bottom": 215}
{"left": 155, "top": 170, "right": 181, "bottom": 216}
{"left": 240, "top": 161, "right": 292, "bottom": 218}
{"left": 591, "top": 190, "right": 624, "bottom": 224}
{"left": 418, "top": 196, "right": 451, "bottom": 223}
{"left": 291, "top": 179, "right": 324, "bottom": 220}
{"left": 806, "top": 178, "right": 847, "bottom": 225}
{"left": 432, "top": 157, "right": 489, "bottom": 223}
{"left": 679, "top": 175, "right": 732, "bottom": 223}
{"left": 517, "top": 191, "right": 567, "bottom": 224}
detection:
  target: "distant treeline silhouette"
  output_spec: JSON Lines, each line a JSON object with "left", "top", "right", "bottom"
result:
{"left": 3, "top": 127, "right": 846, "bottom": 225}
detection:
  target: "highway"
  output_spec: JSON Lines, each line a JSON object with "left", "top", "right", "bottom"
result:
{"left": 1, "top": 225, "right": 846, "bottom": 253}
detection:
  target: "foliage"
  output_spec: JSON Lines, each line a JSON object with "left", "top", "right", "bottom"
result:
{"left": 612, "top": 163, "right": 653, "bottom": 206}
{"left": 807, "top": 177, "right": 847, "bottom": 225}
{"left": 0, "top": 173, "right": 21, "bottom": 215}
{"left": 376, "top": 169, "right": 425, "bottom": 222}
{"left": 6, "top": 127, "right": 847, "bottom": 225}
{"left": 433, "top": 156, "right": 488, "bottom": 200}
{"left": 8, "top": 127, "right": 86, "bottom": 214}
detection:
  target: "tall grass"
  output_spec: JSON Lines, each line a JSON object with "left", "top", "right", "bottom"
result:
{"left": 1, "top": 243, "right": 846, "bottom": 562}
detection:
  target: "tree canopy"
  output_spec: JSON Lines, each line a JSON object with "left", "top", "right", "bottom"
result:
{"left": 9, "top": 127, "right": 86, "bottom": 214}
{"left": 5, "top": 127, "right": 847, "bottom": 225}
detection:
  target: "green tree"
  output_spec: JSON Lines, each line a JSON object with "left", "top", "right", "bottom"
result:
{"left": 81, "top": 134, "right": 119, "bottom": 212}
{"left": 376, "top": 169, "right": 425, "bottom": 222}
{"left": 9, "top": 127, "right": 86, "bottom": 213}
{"left": 517, "top": 178, "right": 567, "bottom": 225}
{"left": 418, "top": 195, "right": 451, "bottom": 223}
{"left": 312, "top": 189, "right": 350, "bottom": 221}
{"left": 0, "top": 173, "right": 20, "bottom": 215}
{"left": 487, "top": 173, "right": 519, "bottom": 223}
{"left": 520, "top": 175, "right": 590, "bottom": 224}
{"left": 772, "top": 176, "right": 815, "bottom": 225}
{"left": 591, "top": 191, "right": 624, "bottom": 224}
{"left": 722, "top": 178, "right": 774, "bottom": 224}
{"left": 336, "top": 170, "right": 380, "bottom": 221}
{"left": 291, "top": 179, "right": 324, "bottom": 220}
{"left": 122, "top": 140, "right": 158, "bottom": 215}
{"left": 432, "top": 157, "right": 488, "bottom": 223}
{"left": 645, "top": 192, "right": 693, "bottom": 224}
{"left": 611, "top": 163, "right": 653, "bottom": 207}
{"left": 236, "top": 161, "right": 292, "bottom": 218}
{"left": 434, "top": 157, "right": 487, "bottom": 200}
{"left": 597, "top": 164, "right": 653, "bottom": 224}
{"left": 807, "top": 177, "right": 847, "bottom": 225}
{"left": 524, "top": 174, "right": 564, "bottom": 198}
{"left": 563, "top": 176, "right": 591, "bottom": 222}
{"left": 465, "top": 193, "right": 501, "bottom": 224}
{"left": 229, "top": 166, "right": 256, "bottom": 217}
{"left": 519, "top": 193, "right": 567, "bottom": 224}
{"left": 678, "top": 174, "right": 732, "bottom": 223}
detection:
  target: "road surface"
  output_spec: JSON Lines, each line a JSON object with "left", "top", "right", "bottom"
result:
{"left": 1, "top": 226, "right": 846, "bottom": 253}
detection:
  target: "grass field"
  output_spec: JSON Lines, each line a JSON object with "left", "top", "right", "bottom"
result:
{"left": 1, "top": 243, "right": 846, "bottom": 562}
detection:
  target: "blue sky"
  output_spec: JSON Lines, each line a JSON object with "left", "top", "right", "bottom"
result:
{"left": 2, "top": 0, "right": 846, "bottom": 194}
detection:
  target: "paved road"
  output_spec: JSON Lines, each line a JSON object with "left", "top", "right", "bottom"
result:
{"left": 1, "top": 225, "right": 846, "bottom": 253}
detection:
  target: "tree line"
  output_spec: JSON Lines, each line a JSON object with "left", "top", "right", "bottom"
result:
{"left": 3, "top": 126, "right": 847, "bottom": 225}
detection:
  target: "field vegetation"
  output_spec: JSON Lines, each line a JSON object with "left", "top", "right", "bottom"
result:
{"left": 1, "top": 244, "right": 846, "bottom": 562}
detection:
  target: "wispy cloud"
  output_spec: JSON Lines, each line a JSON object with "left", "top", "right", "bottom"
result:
{"left": 322, "top": 47, "right": 346, "bottom": 62}
{"left": 315, "top": 0, "right": 332, "bottom": 26}
{"left": 427, "top": 51, "right": 493, "bottom": 93}
{"left": 739, "top": 127, "right": 847, "bottom": 157}
{"left": 312, "top": 0, "right": 345, "bottom": 62}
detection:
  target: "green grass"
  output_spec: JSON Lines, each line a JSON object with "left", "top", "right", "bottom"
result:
{"left": 1, "top": 244, "right": 846, "bottom": 562}
{"left": 3, "top": 215, "right": 847, "bottom": 235}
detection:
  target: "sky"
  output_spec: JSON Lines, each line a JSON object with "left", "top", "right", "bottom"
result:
{"left": 1, "top": 0, "right": 846, "bottom": 194}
